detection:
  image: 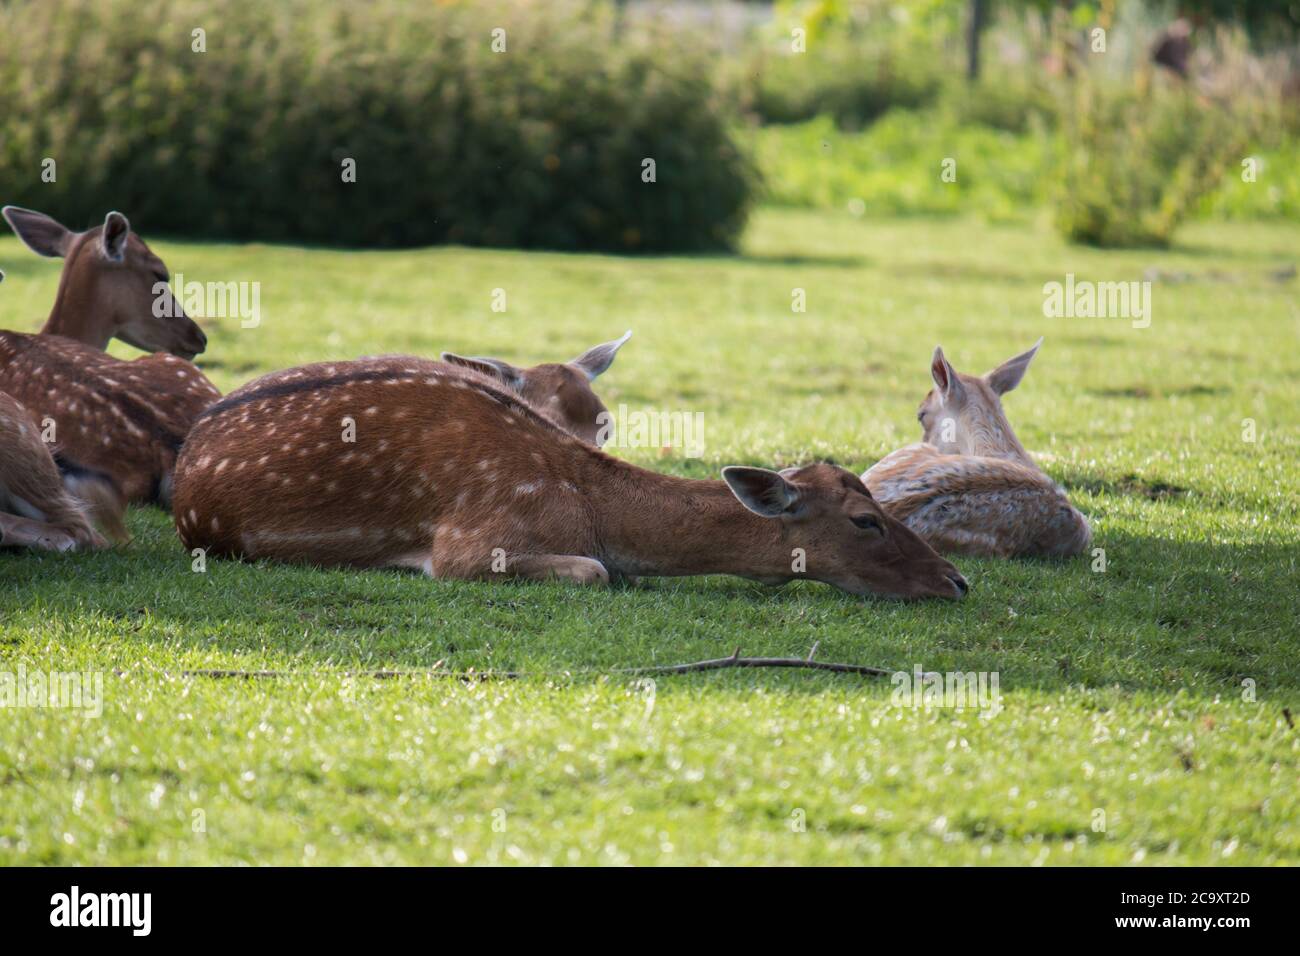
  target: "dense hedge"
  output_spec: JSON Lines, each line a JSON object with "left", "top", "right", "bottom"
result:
{"left": 0, "top": 0, "right": 754, "bottom": 252}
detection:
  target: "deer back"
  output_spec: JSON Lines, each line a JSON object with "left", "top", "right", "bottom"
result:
{"left": 0, "top": 330, "right": 220, "bottom": 503}
{"left": 173, "top": 356, "right": 596, "bottom": 567}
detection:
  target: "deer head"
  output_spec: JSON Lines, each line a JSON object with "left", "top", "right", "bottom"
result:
{"left": 442, "top": 330, "right": 631, "bottom": 445}
{"left": 723, "top": 463, "right": 968, "bottom": 599}
{"left": 2, "top": 206, "right": 207, "bottom": 359}
{"left": 916, "top": 339, "right": 1041, "bottom": 465}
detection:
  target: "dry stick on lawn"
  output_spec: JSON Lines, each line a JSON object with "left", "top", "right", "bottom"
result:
{"left": 118, "top": 644, "right": 891, "bottom": 682}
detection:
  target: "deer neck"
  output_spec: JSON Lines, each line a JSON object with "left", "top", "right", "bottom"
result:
{"left": 961, "top": 412, "right": 1035, "bottom": 468}
{"left": 585, "top": 461, "right": 794, "bottom": 583}
{"left": 39, "top": 259, "right": 111, "bottom": 350}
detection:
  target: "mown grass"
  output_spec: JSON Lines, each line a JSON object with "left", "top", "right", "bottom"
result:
{"left": 1, "top": 208, "right": 1297, "bottom": 864}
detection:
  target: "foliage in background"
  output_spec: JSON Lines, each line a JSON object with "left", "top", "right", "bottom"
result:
{"left": 1055, "top": 81, "right": 1260, "bottom": 247}
{"left": 749, "top": 111, "right": 1052, "bottom": 219}
{"left": 728, "top": 31, "right": 945, "bottom": 128}
{"left": 738, "top": 2, "right": 1296, "bottom": 240}
{"left": 0, "top": 0, "right": 753, "bottom": 252}
{"left": 1204, "top": 139, "right": 1300, "bottom": 219}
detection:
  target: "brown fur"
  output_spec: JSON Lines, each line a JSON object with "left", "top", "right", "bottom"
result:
{"left": 0, "top": 390, "right": 126, "bottom": 550}
{"left": 864, "top": 340, "right": 1091, "bottom": 558}
{"left": 173, "top": 359, "right": 968, "bottom": 600}
{"left": 1, "top": 207, "right": 221, "bottom": 505}
{"left": 440, "top": 330, "right": 631, "bottom": 444}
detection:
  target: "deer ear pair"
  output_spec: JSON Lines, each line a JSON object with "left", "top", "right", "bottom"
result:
{"left": 3, "top": 206, "right": 130, "bottom": 262}
{"left": 930, "top": 338, "right": 1043, "bottom": 399}
{"left": 441, "top": 330, "right": 633, "bottom": 389}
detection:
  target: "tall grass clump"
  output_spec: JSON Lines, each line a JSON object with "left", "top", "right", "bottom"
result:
{"left": 0, "top": 0, "right": 753, "bottom": 252}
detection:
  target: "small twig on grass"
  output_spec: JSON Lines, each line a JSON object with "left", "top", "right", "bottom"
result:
{"left": 114, "top": 646, "right": 890, "bottom": 683}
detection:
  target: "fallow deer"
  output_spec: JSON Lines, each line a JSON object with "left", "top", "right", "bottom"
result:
{"left": 0, "top": 389, "right": 128, "bottom": 551}
{"left": 0, "top": 268, "right": 126, "bottom": 550}
{"left": 863, "top": 340, "right": 1091, "bottom": 558}
{"left": 440, "top": 330, "right": 631, "bottom": 445}
{"left": 1, "top": 206, "right": 221, "bottom": 505}
{"left": 172, "top": 359, "right": 968, "bottom": 600}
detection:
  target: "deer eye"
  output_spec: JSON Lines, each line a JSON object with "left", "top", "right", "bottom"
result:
{"left": 851, "top": 513, "right": 883, "bottom": 534}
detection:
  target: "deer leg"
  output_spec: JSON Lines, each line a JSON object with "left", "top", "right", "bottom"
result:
{"left": 501, "top": 554, "right": 611, "bottom": 585}
{"left": 423, "top": 534, "right": 610, "bottom": 585}
{"left": 0, "top": 512, "right": 80, "bottom": 552}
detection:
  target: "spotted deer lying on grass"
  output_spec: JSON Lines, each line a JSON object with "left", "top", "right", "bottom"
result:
{"left": 173, "top": 359, "right": 968, "bottom": 599}
{"left": 863, "top": 340, "right": 1091, "bottom": 558}
{"left": 0, "top": 271, "right": 127, "bottom": 551}
{"left": 0, "top": 389, "right": 128, "bottom": 551}
{"left": 0, "top": 206, "right": 220, "bottom": 506}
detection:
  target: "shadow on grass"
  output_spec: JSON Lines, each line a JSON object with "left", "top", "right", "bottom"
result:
{"left": 1087, "top": 384, "right": 1229, "bottom": 400}
{"left": 1058, "top": 471, "right": 1189, "bottom": 501}
{"left": 887, "top": 260, "right": 1046, "bottom": 285}
{"left": 732, "top": 252, "right": 871, "bottom": 269}
{"left": 2, "top": 515, "right": 1297, "bottom": 694}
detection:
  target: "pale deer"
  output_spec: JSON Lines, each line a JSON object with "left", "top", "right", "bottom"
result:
{"left": 172, "top": 359, "right": 968, "bottom": 600}
{"left": 1, "top": 206, "right": 221, "bottom": 505}
{"left": 863, "top": 339, "right": 1091, "bottom": 558}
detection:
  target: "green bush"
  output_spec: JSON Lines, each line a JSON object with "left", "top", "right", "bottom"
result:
{"left": 940, "top": 73, "right": 1061, "bottom": 134}
{"left": 730, "top": 36, "right": 943, "bottom": 130}
{"left": 1054, "top": 83, "right": 1255, "bottom": 247}
{"left": 1203, "top": 140, "right": 1300, "bottom": 220}
{"left": 0, "top": 0, "right": 754, "bottom": 252}
{"left": 749, "top": 112, "right": 1053, "bottom": 220}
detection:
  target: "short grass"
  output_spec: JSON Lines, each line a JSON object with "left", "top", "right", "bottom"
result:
{"left": 1, "top": 208, "right": 1297, "bottom": 865}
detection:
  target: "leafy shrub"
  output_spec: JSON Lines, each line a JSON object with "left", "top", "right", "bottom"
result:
{"left": 730, "top": 36, "right": 943, "bottom": 130}
{"left": 1054, "top": 84, "right": 1256, "bottom": 247}
{"left": 940, "top": 73, "right": 1061, "bottom": 134}
{"left": 1203, "top": 141, "right": 1300, "bottom": 220}
{"left": 0, "top": 0, "right": 753, "bottom": 252}
{"left": 749, "top": 112, "right": 1053, "bottom": 220}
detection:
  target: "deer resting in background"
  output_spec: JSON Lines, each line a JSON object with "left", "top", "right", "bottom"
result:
{"left": 863, "top": 340, "right": 1091, "bottom": 558}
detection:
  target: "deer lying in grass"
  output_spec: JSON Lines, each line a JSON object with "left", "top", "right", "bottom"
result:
{"left": 0, "top": 389, "right": 128, "bottom": 551}
{"left": 173, "top": 359, "right": 968, "bottom": 599}
{"left": 863, "top": 340, "right": 1091, "bottom": 558}
{"left": 0, "top": 269, "right": 127, "bottom": 550}
{"left": 0, "top": 206, "right": 220, "bottom": 506}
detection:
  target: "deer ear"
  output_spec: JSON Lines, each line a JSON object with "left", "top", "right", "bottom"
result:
{"left": 985, "top": 338, "right": 1042, "bottom": 395}
{"left": 101, "top": 211, "right": 131, "bottom": 262}
{"left": 722, "top": 466, "right": 800, "bottom": 518}
{"left": 3, "top": 206, "right": 72, "bottom": 258}
{"left": 930, "top": 346, "right": 963, "bottom": 401}
{"left": 571, "top": 330, "right": 631, "bottom": 382}
{"left": 440, "top": 352, "right": 523, "bottom": 389}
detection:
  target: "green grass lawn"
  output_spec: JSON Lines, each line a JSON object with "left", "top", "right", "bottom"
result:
{"left": 1, "top": 208, "right": 1297, "bottom": 865}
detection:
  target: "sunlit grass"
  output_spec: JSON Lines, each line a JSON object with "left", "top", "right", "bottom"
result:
{"left": 1, "top": 208, "right": 1296, "bottom": 864}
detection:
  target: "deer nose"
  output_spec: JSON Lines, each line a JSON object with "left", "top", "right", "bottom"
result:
{"left": 946, "top": 571, "right": 969, "bottom": 597}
